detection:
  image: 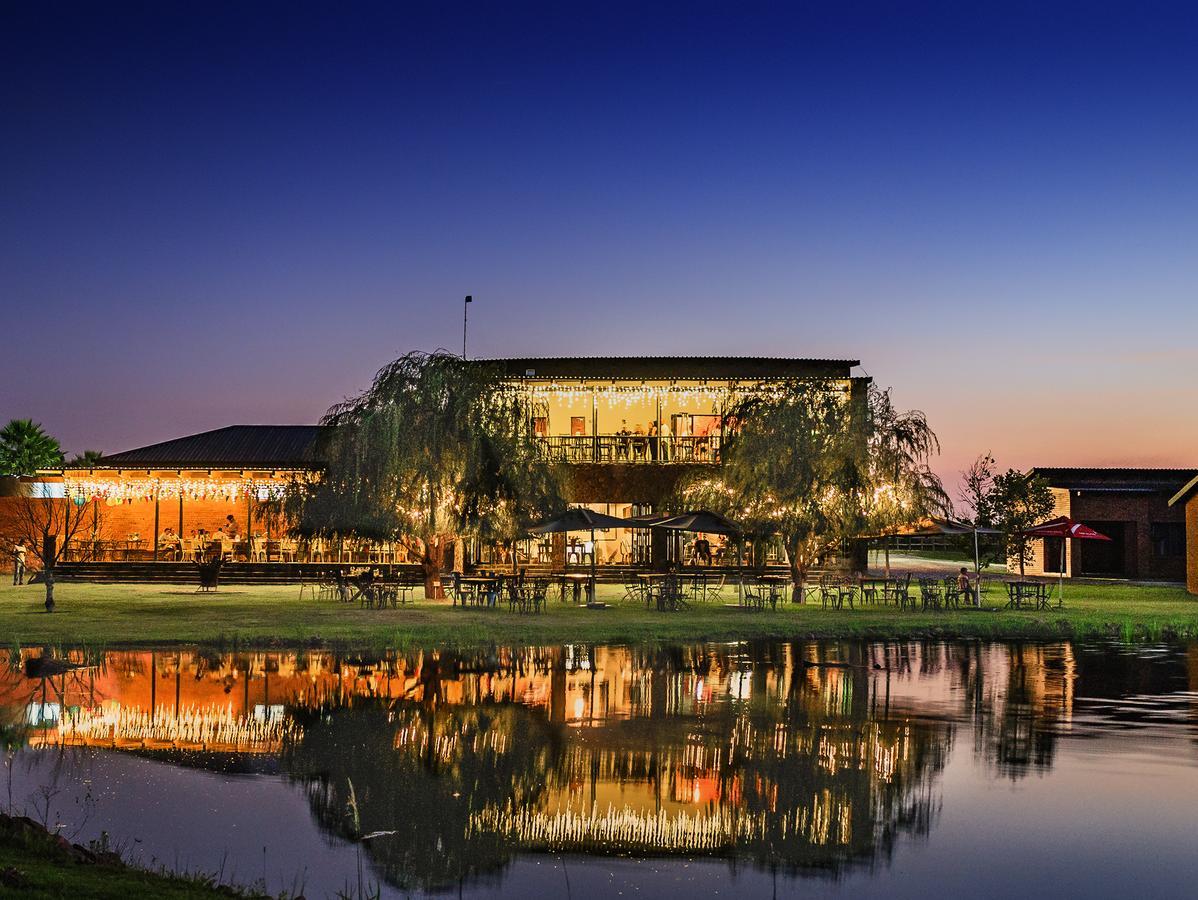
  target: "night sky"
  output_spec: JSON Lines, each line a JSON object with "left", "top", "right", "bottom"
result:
{"left": 3, "top": 1, "right": 1196, "bottom": 486}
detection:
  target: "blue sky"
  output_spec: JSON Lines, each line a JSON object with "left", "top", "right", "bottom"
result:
{"left": 3, "top": 1, "right": 1196, "bottom": 485}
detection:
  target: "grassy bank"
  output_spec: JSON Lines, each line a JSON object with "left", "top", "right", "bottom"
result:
{"left": 0, "top": 813, "right": 259, "bottom": 899}
{"left": 1, "top": 579, "right": 1195, "bottom": 648}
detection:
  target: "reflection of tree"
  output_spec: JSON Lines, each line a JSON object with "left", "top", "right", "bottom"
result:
{"left": 282, "top": 700, "right": 561, "bottom": 890}
{"left": 281, "top": 644, "right": 953, "bottom": 890}
{"left": 967, "top": 643, "right": 1073, "bottom": 779}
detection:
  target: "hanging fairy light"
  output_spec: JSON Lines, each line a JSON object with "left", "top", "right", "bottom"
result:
{"left": 62, "top": 472, "right": 315, "bottom": 504}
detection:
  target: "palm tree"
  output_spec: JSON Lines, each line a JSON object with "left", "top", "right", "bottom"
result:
{"left": 0, "top": 419, "right": 63, "bottom": 477}
{"left": 69, "top": 449, "right": 105, "bottom": 466}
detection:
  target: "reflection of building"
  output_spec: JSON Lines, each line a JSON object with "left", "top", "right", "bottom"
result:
{"left": 1024, "top": 468, "right": 1195, "bottom": 581}
{"left": 33, "top": 356, "right": 866, "bottom": 574}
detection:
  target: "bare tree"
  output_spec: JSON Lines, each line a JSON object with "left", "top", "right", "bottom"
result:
{"left": 2, "top": 487, "right": 105, "bottom": 612}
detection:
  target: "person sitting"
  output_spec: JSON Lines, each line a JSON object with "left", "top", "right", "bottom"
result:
{"left": 224, "top": 514, "right": 240, "bottom": 539}
{"left": 957, "top": 567, "right": 974, "bottom": 605}
{"left": 694, "top": 537, "right": 713, "bottom": 566}
{"left": 159, "top": 527, "right": 181, "bottom": 560}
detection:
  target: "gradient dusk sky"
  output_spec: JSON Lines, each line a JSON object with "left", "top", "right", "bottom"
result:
{"left": 3, "top": 1, "right": 1195, "bottom": 489}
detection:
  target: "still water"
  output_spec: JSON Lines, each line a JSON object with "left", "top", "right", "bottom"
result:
{"left": 2, "top": 640, "right": 1197, "bottom": 898}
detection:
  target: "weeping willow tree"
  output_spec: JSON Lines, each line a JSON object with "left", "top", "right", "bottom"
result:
{"left": 861, "top": 387, "right": 953, "bottom": 572}
{"left": 679, "top": 381, "right": 945, "bottom": 596}
{"left": 287, "top": 351, "right": 564, "bottom": 597}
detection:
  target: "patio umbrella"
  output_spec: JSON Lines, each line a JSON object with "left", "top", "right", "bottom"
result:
{"left": 529, "top": 508, "right": 636, "bottom": 600}
{"left": 1019, "top": 516, "right": 1111, "bottom": 603}
{"left": 651, "top": 510, "right": 745, "bottom": 599}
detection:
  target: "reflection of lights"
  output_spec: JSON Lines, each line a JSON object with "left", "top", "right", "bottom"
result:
{"left": 730, "top": 671, "right": 751, "bottom": 701}
{"left": 31, "top": 703, "right": 298, "bottom": 752}
{"left": 26, "top": 703, "right": 60, "bottom": 726}
{"left": 469, "top": 799, "right": 857, "bottom": 852}
{"left": 573, "top": 697, "right": 585, "bottom": 721}
{"left": 695, "top": 678, "right": 705, "bottom": 701}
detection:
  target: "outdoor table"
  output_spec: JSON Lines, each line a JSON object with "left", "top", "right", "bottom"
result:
{"left": 458, "top": 576, "right": 499, "bottom": 607}
{"left": 558, "top": 573, "right": 593, "bottom": 604}
{"left": 859, "top": 578, "right": 890, "bottom": 605}
{"left": 758, "top": 575, "right": 791, "bottom": 604}
{"left": 1005, "top": 581, "right": 1046, "bottom": 609}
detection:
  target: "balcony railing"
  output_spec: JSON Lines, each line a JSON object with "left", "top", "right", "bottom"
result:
{"left": 536, "top": 435, "right": 721, "bottom": 464}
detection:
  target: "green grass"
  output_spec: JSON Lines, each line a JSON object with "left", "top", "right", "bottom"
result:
{"left": 1, "top": 578, "right": 1195, "bottom": 648}
{"left": 0, "top": 814, "right": 262, "bottom": 899}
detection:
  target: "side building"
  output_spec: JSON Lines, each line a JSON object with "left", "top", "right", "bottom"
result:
{"left": 1024, "top": 467, "right": 1197, "bottom": 582}
{"left": 1167, "top": 475, "right": 1198, "bottom": 595}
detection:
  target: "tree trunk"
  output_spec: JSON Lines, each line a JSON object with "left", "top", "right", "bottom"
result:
{"left": 421, "top": 538, "right": 447, "bottom": 599}
{"left": 44, "top": 568, "right": 55, "bottom": 613}
{"left": 787, "top": 537, "right": 806, "bottom": 604}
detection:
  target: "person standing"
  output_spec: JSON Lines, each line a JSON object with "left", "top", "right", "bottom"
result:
{"left": 13, "top": 541, "right": 27, "bottom": 585}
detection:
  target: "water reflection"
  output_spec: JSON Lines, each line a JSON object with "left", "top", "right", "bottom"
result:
{"left": 1, "top": 640, "right": 1196, "bottom": 894}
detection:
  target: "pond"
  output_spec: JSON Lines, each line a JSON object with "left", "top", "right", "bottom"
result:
{"left": 2, "top": 640, "right": 1197, "bottom": 898}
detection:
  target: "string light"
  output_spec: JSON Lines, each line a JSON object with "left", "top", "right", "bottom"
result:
{"left": 62, "top": 474, "right": 312, "bottom": 504}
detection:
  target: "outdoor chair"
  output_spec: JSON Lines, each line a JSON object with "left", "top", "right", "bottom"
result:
{"left": 819, "top": 579, "right": 839, "bottom": 610}
{"left": 622, "top": 577, "right": 643, "bottom": 604}
{"left": 942, "top": 577, "right": 961, "bottom": 609}
{"left": 740, "top": 582, "right": 766, "bottom": 611}
{"left": 919, "top": 578, "right": 943, "bottom": 610}
{"left": 706, "top": 574, "right": 726, "bottom": 603}
{"left": 195, "top": 558, "right": 222, "bottom": 592}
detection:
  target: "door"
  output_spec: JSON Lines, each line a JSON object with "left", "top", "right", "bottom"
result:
{"left": 1078, "top": 522, "right": 1127, "bottom": 576}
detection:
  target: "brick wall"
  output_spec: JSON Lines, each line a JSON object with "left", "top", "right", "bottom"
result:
{"left": 1026, "top": 487, "right": 1188, "bottom": 581}
{"left": 99, "top": 496, "right": 261, "bottom": 541}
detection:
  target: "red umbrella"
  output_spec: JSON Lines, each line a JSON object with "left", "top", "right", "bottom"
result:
{"left": 1020, "top": 517, "right": 1111, "bottom": 602}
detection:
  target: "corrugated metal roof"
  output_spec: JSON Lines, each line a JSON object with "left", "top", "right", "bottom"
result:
{"left": 73, "top": 425, "right": 322, "bottom": 469}
{"left": 476, "top": 356, "right": 860, "bottom": 379}
{"left": 1032, "top": 467, "right": 1198, "bottom": 493}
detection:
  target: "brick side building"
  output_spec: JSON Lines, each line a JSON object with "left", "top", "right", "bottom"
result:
{"left": 1024, "top": 468, "right": 1197, "bottom": 582}
{"left": 1168, "top": 475, "right": 1198, "bottom": 595}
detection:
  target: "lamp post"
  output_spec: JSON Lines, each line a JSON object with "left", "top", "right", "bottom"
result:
{"left": 462, "top": 294, "right": 472, "bottom": 358}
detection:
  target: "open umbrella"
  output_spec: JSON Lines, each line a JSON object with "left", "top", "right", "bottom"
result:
{"left": 529, "top": 508, "right": 635, "bottom": 601}
{"left": 1019, "top": 516, "right": 1111, "bottom": 603}
{"left": 651, "top": 510, "right": 745, "bottom": 599}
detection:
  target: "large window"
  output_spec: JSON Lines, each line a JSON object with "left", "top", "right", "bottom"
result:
{"left": 1150, "top": 522, "right": 1185, "bottom": 558}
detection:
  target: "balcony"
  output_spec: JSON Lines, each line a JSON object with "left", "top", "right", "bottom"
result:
{"left": 536, "top": 434, "right": 721, "bottom": 464}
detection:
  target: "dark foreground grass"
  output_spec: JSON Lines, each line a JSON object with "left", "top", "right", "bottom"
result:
{"left": 0, "top": 813, "right": 260, "bottom": 899}
{"left": 1, "top": 579, "right": 1195, "bottom": 648}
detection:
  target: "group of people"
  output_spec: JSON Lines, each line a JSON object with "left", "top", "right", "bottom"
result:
{"left": 611, "top": 420, "right": 715, "bottom": 462}
{"left": 155, "top": 515, "right": 242, "bottom": 561}
{"left": 614, "top": 420, "right": 677, "bottom": 461}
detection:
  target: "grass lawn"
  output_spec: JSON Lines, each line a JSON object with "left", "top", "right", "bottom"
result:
{"left": 1, "top": 577, "right": 1195, "bottom": 648}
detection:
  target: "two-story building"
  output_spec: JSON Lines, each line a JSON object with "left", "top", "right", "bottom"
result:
{"left": 37, "top": 356, "right": 865, "bottom": 577}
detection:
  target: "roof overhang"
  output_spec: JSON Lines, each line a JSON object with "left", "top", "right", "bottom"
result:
{"left": 1169, "top": 474, "right": 1198, "bottom": 507}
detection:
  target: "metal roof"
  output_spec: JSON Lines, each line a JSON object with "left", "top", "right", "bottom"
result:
{"left": 71, "top": 425, "right": 322, "bottom": 470}
{"left": 1032, "top": 467, "right": 1198, "bottom": 493}
{"left": 476, "top": 356, "right": 860, "bottom": 379}
{"left": 1169, "top": 474, "right": 1198, "bottom": 507}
